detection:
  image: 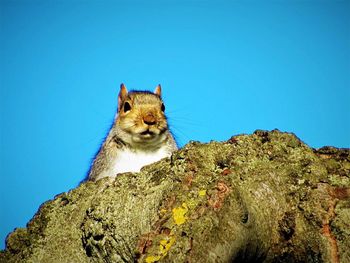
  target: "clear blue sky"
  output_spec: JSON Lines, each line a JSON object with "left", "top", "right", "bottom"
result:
{"left": 0, "top": 0, "right": 349, "bottom": 249}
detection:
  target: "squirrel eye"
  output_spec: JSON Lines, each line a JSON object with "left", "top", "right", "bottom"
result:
{"left": 123, "top": 102, "right": 131, "bottom": 112}
{"left": 161, "top": 103, "right": 165, "bottom": 112}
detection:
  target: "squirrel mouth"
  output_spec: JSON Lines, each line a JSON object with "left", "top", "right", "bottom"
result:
{"left": 139, "top": 130, "right": 155, "bottom": 137}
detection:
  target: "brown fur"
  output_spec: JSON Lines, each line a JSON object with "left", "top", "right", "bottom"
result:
{"left": 87, "top": 84, "right": 177, "bottom": 181}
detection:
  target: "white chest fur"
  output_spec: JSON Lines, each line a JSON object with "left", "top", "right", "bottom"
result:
{"left": 98, "top": 145, "right": 170, "bottom": 179}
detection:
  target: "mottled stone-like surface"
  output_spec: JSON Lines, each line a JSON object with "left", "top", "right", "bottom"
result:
{"left": 1, "top": 130, "right": 349, "bottom": 263}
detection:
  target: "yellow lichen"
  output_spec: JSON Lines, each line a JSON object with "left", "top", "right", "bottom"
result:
{"left": 145, "top": 255, "right": 161, "bottom": 263}
{"left": 172, "top": 203, "right": 188, "bottom": 225}
{"left": 159, "top": 208, "right": 167, "bottom": 214}
{"left": 198, "top": 189, "right": 207, "bottom": 196}
{"left": 186, "top": 198, "right": 198, "bottom": 209}
{"left": 145, "top": 236, "right": 176, "bottom": 263}
{"left": 159, "top": 236, "right": 176, "bottom": 254}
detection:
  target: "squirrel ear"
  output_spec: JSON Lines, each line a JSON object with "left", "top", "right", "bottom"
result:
{"left": 118, "top": 83, "right": 128, "bottom": 111}
{"left": 154, "top": 84, "right": 162, "bottom": 97}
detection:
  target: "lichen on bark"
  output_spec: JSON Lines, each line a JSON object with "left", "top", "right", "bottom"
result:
{"left": 1, "top": 130, "right": 349, "bottom": 263}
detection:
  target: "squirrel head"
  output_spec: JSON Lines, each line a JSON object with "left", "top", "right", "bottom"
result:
{"left": 115, "top": 83, "right": 168, "bottom": 147}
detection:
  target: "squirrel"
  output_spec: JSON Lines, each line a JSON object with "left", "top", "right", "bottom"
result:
{"left": 87, "top": 83, "right": 178, "bottom": 181}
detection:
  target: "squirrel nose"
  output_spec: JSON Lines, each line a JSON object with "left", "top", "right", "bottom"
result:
{"left": 143, "top": 114, "right": 156, "bottom": 125}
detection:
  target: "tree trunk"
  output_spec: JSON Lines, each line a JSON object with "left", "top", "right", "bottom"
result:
{"left": 1, "top": 130, "right": 349, "bottom": 263}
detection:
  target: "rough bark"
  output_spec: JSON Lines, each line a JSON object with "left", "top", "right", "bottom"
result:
{"left": 1, "top": 130, "right": 349, "bottom": 263}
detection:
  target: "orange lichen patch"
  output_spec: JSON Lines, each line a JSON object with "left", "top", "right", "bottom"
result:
{"left": 137, "top": 232, "right": 156, "bottom": 255}
{"left": 328, "top": 187, "right": 350, "bottom": 200}
{"left": 208, "top": 182, "right": 231, "bottom": 211}
{"left": 221, "top": 168, "right": 232, "bottom": 176}
{"left": 182, "top": 174, "right": 194, "bottom": 189}
{"left": 322, "top": 223, "right": 339, "bottom": 263}
{"left": 217, "top": 182, "right": 230, "bottom": 193}
{"left": 320, "top": 186, "right": 340, "bottom": 263}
